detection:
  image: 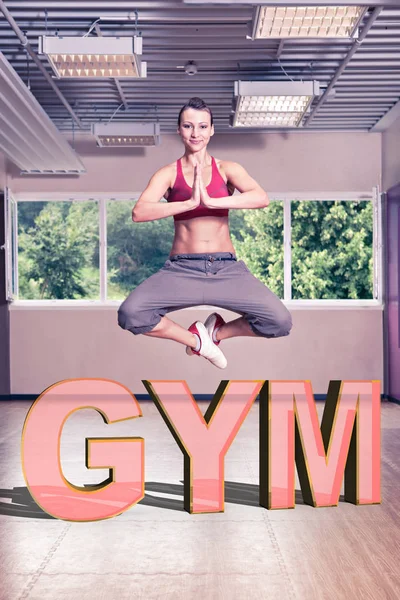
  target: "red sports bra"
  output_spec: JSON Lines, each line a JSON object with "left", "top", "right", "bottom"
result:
{"left": 167, "top": 156, "right": 232, "bottom": 221}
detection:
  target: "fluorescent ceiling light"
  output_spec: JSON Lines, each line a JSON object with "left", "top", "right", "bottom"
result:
{"left": 92, "top": 122, "right": 161, "bottom": 147}
{"left": 250, "top": 5, "right": 366, "bottom": 39}
{"left": 0, "top": 51, "right": 85, "bottom": 174}
{"left": 39, "top": 35, "right": 147, "bottom": 78}
{"left": 231, "top": 80, "right": 320, "bottom": 128}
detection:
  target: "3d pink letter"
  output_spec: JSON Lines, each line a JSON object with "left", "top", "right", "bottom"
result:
{"left": 21, "top": 378, "right": 144, "bottom": 522}
{"left": 21, "top": 378, "right": 380, "bottom": 521}
{"left": 259, "top": 380, "right": 381, "bottom": 509}
{"left": 143, "top": 379, "right": 263, "bottom": 513}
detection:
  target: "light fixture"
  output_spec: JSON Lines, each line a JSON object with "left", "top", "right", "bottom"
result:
{"left": 38, "top": 35, "right": 147, "bottom": 78}
{"left": 250, "top": 5, "right": 366, "bottom": 39}
{"left": 92, "top": 122, "right": 161, "bottom": 147}
{"left": 231, "top": 80, "right": 320, "bottom": 128}
{"left": 0, "top": 51, "right": 85, "bottom": 174}
{"left": 184, "top": 0, "right": 373, "bottom": 6}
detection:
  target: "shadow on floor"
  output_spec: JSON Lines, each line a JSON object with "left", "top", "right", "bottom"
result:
{"left": 0, "top": 482, "right": 346, "bottom": 519}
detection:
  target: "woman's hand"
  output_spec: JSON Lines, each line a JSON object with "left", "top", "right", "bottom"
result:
{"left": 185, "top": 161, "right": 213, "bottom": 210}
{"left": 196, "top": 162, "right": 212, "bottom": 207}
{"left": 185, "top": 162, "right": 201, "bottom": 210}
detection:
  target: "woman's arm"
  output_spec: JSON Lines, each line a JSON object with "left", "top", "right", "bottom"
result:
{"left": 132, "top": 165, "right": 198, "bottom": 222}
{"left": 200, "top": 161, "right": 269, "bottom": 210}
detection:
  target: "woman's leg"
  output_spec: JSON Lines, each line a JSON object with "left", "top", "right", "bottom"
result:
{"left": 143, "top": 315, "right": 198, "bottom": 347}
{"left": 117, "top": 260, "right": 205, "bottom": 348}
{"left": 203, "top": 259, "right": 293, "bottom": 341}
{"left": 215, "top": 316, "right": 259, "bottom": 341}
{"left": 118, "top": 258, "right": 228, "bottom": 367}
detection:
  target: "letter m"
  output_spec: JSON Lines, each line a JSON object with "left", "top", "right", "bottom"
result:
{"left": 259, "top": 380, "right": 381, "bottom": 509}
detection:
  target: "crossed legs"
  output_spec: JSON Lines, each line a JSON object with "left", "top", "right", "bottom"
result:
{"left": 143, "top": 314, "right": 258, "bottom": 348}
{"left": 118, "top": 261, "right": 292, "bottom": 347}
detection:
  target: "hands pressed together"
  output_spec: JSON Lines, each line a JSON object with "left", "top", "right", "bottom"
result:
{"left": 188, "top": 160, "right": 212, "bottom": 210}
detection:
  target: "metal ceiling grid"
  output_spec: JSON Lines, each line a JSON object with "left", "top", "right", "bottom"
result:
{"left": 0, "top": 1, "right": 400, "bottom": 134}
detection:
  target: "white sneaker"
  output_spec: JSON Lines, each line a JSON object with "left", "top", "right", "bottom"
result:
{"left": 186, "top": 312, "right": 226, "bottom": 356}
{"left": 204, "top": 312, "right": 226, "bottom": 346}
{"left": 186, "top": 321, "right": 227, "bottom": 369}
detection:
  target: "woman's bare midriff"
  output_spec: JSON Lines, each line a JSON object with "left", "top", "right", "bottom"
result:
{"left": 166, "top": 157, "right": 236, "bottom": 256}
{"left": 169, "top": 216, "right": 236, "bottom": 255}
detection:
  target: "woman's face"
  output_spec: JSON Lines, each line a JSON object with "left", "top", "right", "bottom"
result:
{"left": 177, "top": 108, "right": 214, "bottom": 152}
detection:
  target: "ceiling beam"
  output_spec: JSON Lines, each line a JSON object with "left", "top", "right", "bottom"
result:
{"left": 303, "top": 7, "right": 383, "bottom": 126}
{"left": 93, "top": 22, "right": 129, "bottom": 110}
{"left": 185, "top": 0, "right": 400, "bottom": 6}
{"left": 0, "top": 0, "right": 83, "bottom": 128}
{"left": 370, "top": 99, "right": 400, "bottom": 131}
{"left": 0, "top": 9, "right": 252, "bottom": 21}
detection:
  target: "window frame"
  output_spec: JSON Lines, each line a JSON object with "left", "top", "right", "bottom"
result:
{"left": 2, "top": 187, "right": 17, "bottom": 301}
{"left": 7, "top": 188, "right": 383, "bottom": 310}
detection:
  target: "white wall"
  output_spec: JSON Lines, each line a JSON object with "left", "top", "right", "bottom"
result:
{"left": 8, "top": 131, "right": 381, "bottom": 193}
{"left": 6, "top": 131, "right": 383, "bottom": 396}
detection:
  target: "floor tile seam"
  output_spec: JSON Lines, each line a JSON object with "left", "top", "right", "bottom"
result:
{"left": 241, "top": 441, "right": 296, "bottom": 599}
{"left": 240, "top": 446, "right": 262, "bottom": 511}
{"left": 243, "top": 447, "right": 258, "bottom": 483}
{"left": 261, "top": 515, "right": 298, "bottom": 600}
{"left": 17, "top": 523, "right": 72, "bottom": 600}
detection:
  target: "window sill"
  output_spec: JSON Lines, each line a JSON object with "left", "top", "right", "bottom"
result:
{"left": 8, "top": 300, "right": 383, "bottom": 310}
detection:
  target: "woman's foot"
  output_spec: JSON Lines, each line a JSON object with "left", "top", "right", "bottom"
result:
{"left": 204, "top": 312, "right": 226, "bottom": 345}
{"left": 186, "top": 321, "right": 227, "bottom": 369}
{"left": 186, "top": 312, "right": 226, "bottom": 356}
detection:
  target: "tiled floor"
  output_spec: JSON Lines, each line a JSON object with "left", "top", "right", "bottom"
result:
{"left": 0, "top": 399, "right": 399, "bottom": 600}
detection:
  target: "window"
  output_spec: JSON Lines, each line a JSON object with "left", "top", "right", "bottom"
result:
{"left": 5, "top": 189, "right": 382, "bottom": 305}
{"left": 106, "top": 199, "right": 174, "bottom": 300}
{"left": 16, "top": 198, "right": 99, "bottom": 300}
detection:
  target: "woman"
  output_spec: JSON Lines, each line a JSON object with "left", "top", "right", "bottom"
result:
{"left": 117, "top": 97, "right": 293, "bottom": 369}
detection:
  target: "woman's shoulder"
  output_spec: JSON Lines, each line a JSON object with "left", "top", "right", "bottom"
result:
{"left": 213, "top": 157, "right": 237, "bottom": 194}
{"left": 158, "top": 159, "right": 178, "bottom": 174}
{"left": 214, "top": 158, "right": 241, "bottom": 173}
{"left": 153, "top": 161, "right": 178, "bottom": 183}
{"left": 158, "top": 160, "right": 180, "bottom": 200}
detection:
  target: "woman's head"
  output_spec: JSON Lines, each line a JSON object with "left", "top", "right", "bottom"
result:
{"left": 177, "top": 97, "right": 214, "bottom": 151}
{"left": 177, "top": 97, "right": 213, "bottom": 128}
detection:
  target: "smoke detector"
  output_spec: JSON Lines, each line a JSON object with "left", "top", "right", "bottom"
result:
{"left": 185, "top": 61, "right": 198, "bottom": 76}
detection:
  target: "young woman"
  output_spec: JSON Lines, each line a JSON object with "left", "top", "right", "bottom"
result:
{"left": 117, "top": 97, "right": 293, "bottom": 369}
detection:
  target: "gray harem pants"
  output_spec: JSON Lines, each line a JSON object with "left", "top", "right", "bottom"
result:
{"left": 117, "top": 252, "right": 293, "bottom": 339}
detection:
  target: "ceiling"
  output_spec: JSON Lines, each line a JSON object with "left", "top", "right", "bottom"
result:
{"left": 1, "top": 0, "right": 400, "bottom": 135}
